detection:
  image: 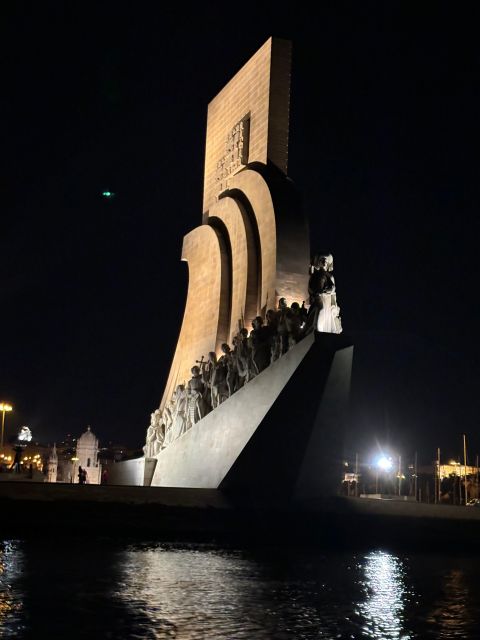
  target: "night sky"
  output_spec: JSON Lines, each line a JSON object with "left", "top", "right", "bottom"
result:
{"left": 2, "top": 3, "right": 479, "bottom": 464}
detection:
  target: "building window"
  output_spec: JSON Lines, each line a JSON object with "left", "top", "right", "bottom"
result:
{"left": 87, "top": 458, "right": 91, "bottom": 467}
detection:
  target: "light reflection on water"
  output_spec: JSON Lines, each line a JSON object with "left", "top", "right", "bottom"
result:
{"left": 427, "top": 568, "right": 473, "bottom": 639}
{"left": 356, "top": 551, "right": 412, "bottom": 640}
{"left": 115, "top": 547, "right": 334, "bottom": 639}
{"left": 1, "top": 540, "right": 480, "bottom": 638}
{"left": 0, "top": 541, "right": 25, "bottom": 638}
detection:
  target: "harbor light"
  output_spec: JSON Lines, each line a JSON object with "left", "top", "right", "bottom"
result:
{"left": 377, "top": 456, "right": 393, "bottom": 471}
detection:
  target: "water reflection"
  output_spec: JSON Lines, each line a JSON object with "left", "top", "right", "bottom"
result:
{"left": 2, "top": 540, "right": 480, "bottom": 638}
{"left": 115, "top": 548, "right": 252, "bottom": 638}
{"left": 0, "top": 541, "right": 24, "bottom": 638}
{"left": 115, "top": 546, "right": 349, "bottom": 639}
{"left": 427, "top": 569, "right": 473, "bottom": 638}
{"left": 357, "top": 550, "right": 412, "bottom": 639}
{"left": 115, "top": 547, "right": 285, "bottom": 638}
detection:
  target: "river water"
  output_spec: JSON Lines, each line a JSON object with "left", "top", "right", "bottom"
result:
{"left": 1, "top": 539, "right": 479, "bottom": 639}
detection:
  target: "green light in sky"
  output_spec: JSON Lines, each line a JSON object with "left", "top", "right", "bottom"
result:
{"left": 102, "top": 191, "right": 115, "bottom": 198}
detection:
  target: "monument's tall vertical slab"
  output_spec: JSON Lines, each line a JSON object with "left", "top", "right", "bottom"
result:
{"left": 160, "top": 37, "right": 310, "bottom": 411}
{"left": 202, "top": 37, "right": 291, "bottom": 212}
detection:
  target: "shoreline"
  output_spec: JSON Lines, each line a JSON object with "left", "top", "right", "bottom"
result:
{"left": 1, "top": 483, "right": 480, "bottom": 549}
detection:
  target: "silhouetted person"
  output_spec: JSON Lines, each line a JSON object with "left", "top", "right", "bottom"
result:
{"left": 10, "top": 449, "right": 21, "bottom": 473}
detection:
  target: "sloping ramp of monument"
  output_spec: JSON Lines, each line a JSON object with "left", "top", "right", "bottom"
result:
{"left": 221, "top": 333, "right": 353, "bottom": 501}
{"left": 150, "top": 332, "right": 353, "bottom": 498}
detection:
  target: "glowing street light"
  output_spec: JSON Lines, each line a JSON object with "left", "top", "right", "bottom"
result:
{"left": 374, "top": 455, "right": 394, "bottom": 494}
{"left": 377, "top": 456, "right": 393, "bottom": 471}
{"left": 0, "top": 403, "right": 13, "bottom": 450}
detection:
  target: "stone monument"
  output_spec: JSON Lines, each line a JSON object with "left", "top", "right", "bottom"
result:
{"left": 159, "top": 37, "right": 310, "bottom": 411}
{"left": 138, "top": 38, "right": 353, "bottom": 501}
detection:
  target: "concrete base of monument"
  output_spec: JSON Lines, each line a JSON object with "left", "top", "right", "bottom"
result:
{"left": 146, "top": 331, "right": 354, "bottom": 499}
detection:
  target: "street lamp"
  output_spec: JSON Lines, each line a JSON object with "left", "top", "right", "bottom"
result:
{"left": 375, "top": 455, "right": 393, "bottom": 494}
{"left": 0, "top": 403, "right": 13, "bottom": 450}
{"left": 377, "top": 456, "right": 393, "bottom": 471}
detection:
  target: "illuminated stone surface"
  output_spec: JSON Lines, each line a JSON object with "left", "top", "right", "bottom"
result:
{"left": 138, "top": 38, "right": 354, "bottom": 496}
{"left": 203, "top": 37, "right": 291, "bottom": 213}
{"left": 151, "top": 333, "right": 353, "bottom": 495}
{"left": 208, "top": 196, "right": 249, "bottom": 341}
{"left": 153, "top": 335, "right": 315, "bottom": 488}
{"left": 161, "top": 225, "right": 225, "bottom": 406}
{"left": 160, "top": 37, "right": 310, "bottom": 411}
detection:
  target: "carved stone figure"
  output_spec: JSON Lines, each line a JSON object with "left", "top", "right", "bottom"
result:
{"left": 275, "top": 298, "right": 290, "bottom": 355}
{"left": 162, "top": 390, "right": 178, "bottom": 447}
{"left": 307, "top": 253, "right": 342, "bottom": 334}
{"left": 201, "top": 352, "right": 217, "bottom": 410}
{"left": 218, "top": 343, "right": 237, "bottom": 397}
{"left": 153, "top": 409, "right": 166, "bottom": 454}
{"left": 265, "top": 308, "right": 278, "bottom": 333}
{"left": 270, "top": 332, "right": 282, "bottom": 362}
{"left": 143, "top": 424, "right": 156, "bottom": 458}
{"left": 239, "top": 327, "right": 255, "bottom": 381}
{"left": 250, "top": 316, "right": 271, "bottom": 373}
{"left": 186, "top": 366, "right": 207, "bottom": 428}
{"left": 163, "top": 400, "right": 173, "bottom": 434}
{"left": 168, "top": 384, "right": 187, "bottom": 442}
{"left": 232, "top": 334, "right": 247, "bottom": 388}
{"left": 143, "top": 409, "right": 165, "bottom": 457}
{"left": 263, "top": 309, "right": 279, "bottom": 362}
{"left": 211, "top": 354, "right": 229, "bottom": 408}
{"left": 285, "top": 301, "right": 303, "bottom": 347}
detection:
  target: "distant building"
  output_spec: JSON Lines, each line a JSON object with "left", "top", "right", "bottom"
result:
{"left": 45, "top": 426, "right": 102, "bottom": 484}
{"left": 75, "top": 426, "right": 101, "bottom": 484}
{"left": 438, "top": 462, "right": 477, "bottom": 479}
{"left": 47, "top": 443, "right": 58, "bottom": 483}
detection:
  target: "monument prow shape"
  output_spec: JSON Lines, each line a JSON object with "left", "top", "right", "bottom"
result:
{"left": 143, "top": 38, "right": 353, "bottom": 500}
{"left": 160, "top": 38, "right": 310, "bottom": 411}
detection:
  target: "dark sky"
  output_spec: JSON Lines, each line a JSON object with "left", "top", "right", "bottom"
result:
{"left": 1, "top": 3, "right": 479, "bottom": 463}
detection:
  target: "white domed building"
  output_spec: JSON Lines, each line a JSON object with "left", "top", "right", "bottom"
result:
{"left": 75, "top": 426, "right": 102, "bottom": 484}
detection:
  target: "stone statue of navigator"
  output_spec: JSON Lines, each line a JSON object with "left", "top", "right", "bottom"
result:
{"left": 307, "top": 253, "right": 342, "bottom": 334}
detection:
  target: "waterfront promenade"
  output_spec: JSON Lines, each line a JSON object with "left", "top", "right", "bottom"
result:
{"left": 1, "top": 481, "right": 480, "bottom": 548}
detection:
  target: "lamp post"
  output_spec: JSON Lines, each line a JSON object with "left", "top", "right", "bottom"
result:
{"left": 398, "top": 455, "right": 402, "bottom": 496}
{"left": 0, "top": 403, "right": 13, "bottom": 450}
{"left": 355, "top": 452, "right": 359, "bottom": 497}
{"left": 376, "top": 456, "right": 393, "bottom": 495}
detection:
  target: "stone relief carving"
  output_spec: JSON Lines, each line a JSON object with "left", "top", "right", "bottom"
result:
{"left": 145, "top": 254, "right": 343, "bottom": 455}
{"left": 215, "top": 115, "right": 250, "bottom": 194}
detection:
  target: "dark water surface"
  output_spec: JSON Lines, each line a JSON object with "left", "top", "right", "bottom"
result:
{"left": 1, "top": 539, "right": 479, "bottom": 639}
